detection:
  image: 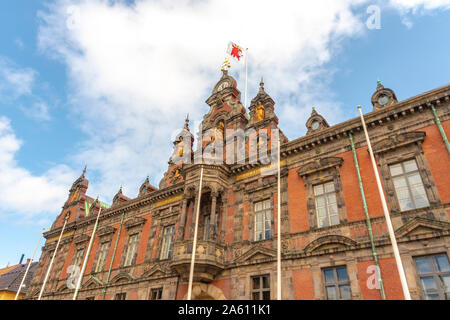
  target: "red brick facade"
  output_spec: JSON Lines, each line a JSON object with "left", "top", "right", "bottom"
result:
{"left": 26, "top": 75, "right": 450, "bottom": 300}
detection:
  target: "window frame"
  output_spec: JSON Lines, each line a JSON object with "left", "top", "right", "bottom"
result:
{"left": 389, "top": 159, "right": 430, "bottom": 212}
{"left": 251, "top": 274, "right": 271, "bottom": 300}
{"left": 73, "top": 247, "right": 85, "bottom": 268}
{"left": 149, "top": 287, "right": 163, "bottom": 300}
{"left": 313, "top": 181, "right": 340, "bottom": 228}
{"left": 322, "top": 266, "right": 352, "bottom": 300}
{"left": 124, "top": 233, "right": 140, "bottom": 267}
{"left": 94, "top": 241, "right": 110, "bottom": 273}
{"left": 160, "top": 225, "right": 175, "bottom": 260}
{"left": 114, "top": 292, "right": 127, "bottom": 300}
{"left": 414, "top": 254, "right": 450, "bottom": 300}
{"left": 371, "top": 131, "right": 440, "bottom": 213}
{"left": 253, "top": 199, "right": 272, "bottom": 242}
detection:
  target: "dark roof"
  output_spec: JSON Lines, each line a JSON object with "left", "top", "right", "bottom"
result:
{"left": 0, "top": 262, "right": 38, "bottom": 294}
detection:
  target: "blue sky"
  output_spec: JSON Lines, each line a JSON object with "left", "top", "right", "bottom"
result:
{"left": 0, "top": 0, "right": 449, "bottom": 267}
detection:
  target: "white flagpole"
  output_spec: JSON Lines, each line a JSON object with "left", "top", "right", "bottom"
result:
{"left": 187, "top": 166, "right": 204, "bottom": 300}
{"left": 14, "top": 228, "right": 45, "bottom": 300}
{"left": 73, "top": 207, "right": 103, "bottom": 300}
{"left": 244, "top": 48, "right": 249, "bottom": 110}
{"left": 358, "top": 105, "right": 411, "bottom": 300}
{"left": 277, "top": 135, "right": 282, "bottom": 300}
{"left": 38, "top": 216, "right": 69, "bottom": 300}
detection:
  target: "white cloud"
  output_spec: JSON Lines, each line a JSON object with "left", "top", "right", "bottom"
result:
{"left": 20, "top": 101, "right": 52, "bottom": 122}
{"left": 0, "top": 57, "right": 36, "bottom": 99}
{"left": 387, "top": 0, "right": 450, "bottom": 27}
{"left": 0, "top": 117, "right": 76, "bottom": 225}
{"left": 37, "top": 0, "right": 371, "bottom": 201}
{"left": 34, "top": 0, "right": 450, "bottom": 203}
{"left": 390, "top": 0, "right": 450, "bottom": 11}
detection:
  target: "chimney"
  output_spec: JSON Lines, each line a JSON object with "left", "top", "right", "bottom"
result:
{"left": 19, "top": 254, "right": 24, "bottom": 264}
{"left": 26, "top": 258, "right": 32, "bottom": 264}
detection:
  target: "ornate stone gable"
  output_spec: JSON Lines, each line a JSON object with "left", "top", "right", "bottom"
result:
{"left": 372, "top": 131, "right": 426, "bottom": 154}
{"left": 233, "top": 246, "right": 277, "bottom": 264}
{"left": 74, "top": 234, "right": 90, "bottom": 244}
{"left": 395, "top": 217, "right": 450, "bottom": 239}
{"left": 297, "top": 156, "right": 344, "bottom": 177}
{"left": 97, "top": 226, "right": 116, "bottom": 237}
{"left": 304, "top": 235, "right": 358, "bottom": 254}
{"left": 124, "top": 217, "right": 146, "bottom": 230}
{"left": 83, "top": 275, "right": 104, "bottom": 289}
{"left": 111, "top": 271, "right": 135, "bottom": 284}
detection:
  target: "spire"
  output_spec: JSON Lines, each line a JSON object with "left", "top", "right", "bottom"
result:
{"left": 259, "top": 77, "right": 264, "bottom": 92}
{"left": 377, "top": 79, "right": 384, "bottom": 90}
{"left": 184, "top": 113, "right": 190, "bottom": 130}
{"left": 82, "top": 165, "right": 87, "bottom": 178}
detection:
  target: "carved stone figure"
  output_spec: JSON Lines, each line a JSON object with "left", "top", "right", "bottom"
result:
{"left": 255, "top": 101, "right": 265, "bottom": 122}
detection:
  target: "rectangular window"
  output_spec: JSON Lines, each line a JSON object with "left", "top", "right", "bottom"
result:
{"left": 73, "top": 248, "right": 85, "bottom": 267}
{"left": 254, "top": 199, "right": 271, "bottom": 241}
{"left": 251, "top": 275, "right": 270, "bottom": 300}
{"left": 150, "top": 288, "right": 163, "bottom": 300}
{"left": 95, "top": 242, "right": 109, "bottom": 273}
{"left": 114, "top": 293, "right": 126, "bottom": 300}
{"left": 160, "top": 225, "right": 175, "bottom": 260}
{"left": 414, "top": 254, "right": 450, "bottom": 300}
{"left": 124, "top": 234, "right": 139, "bottom": 266}
{"left": 389, "top": 159, "right": 430, "bottom": 211}
{"left": 314, "top": 182, "right": 339, "bottom": 228}
{"left": 322, "top": 266, "right": 352, "bottom": 300}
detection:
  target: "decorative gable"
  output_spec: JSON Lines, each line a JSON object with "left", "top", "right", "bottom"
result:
{"left": 234, "top": 246, "right": 276, "bottom": 264}
{"left": 304, "top": 235, "right": 358, "bottom": 254}
{"left": 83, "top": 276, "right": 103, "bottom": 289}
{"left": 395, "top": 217, "right": 450, "bottom": 239}
{"left": 74, "top": 234, "right": 90, "bottom": 244}
{"left": 297, "top": 156, "right": 344, "bottom": 177}
{"left": 97, "top": 226, "right": 116, "bottom": 237}
{"left": 111, "top": 272, "right": 134, "bottom": 284}
{"left": 124, "top": 217, "right": 146, "bottom": 230}
{"left": 140, "top": 264, "right": 170, "bottom": 279}
{"left": 372, "top": 131, "right": 426, "bottom": 154}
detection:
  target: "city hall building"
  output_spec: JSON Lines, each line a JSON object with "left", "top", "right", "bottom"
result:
{"left": 26, "top": 72, "right": 450, "bottom": 300}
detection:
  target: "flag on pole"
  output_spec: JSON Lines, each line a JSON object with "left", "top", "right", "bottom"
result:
{"left": 227, "top": 41, "right": 244, "bottom": 61}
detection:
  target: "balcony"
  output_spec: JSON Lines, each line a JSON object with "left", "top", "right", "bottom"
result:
{"left": 171, "top": 240, "right": 225, "bottom": 282}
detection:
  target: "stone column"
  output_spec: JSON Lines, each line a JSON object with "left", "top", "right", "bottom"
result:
{"left": 177, "top": 197, "right": 189, "bottom": 240}
{"left": 209, "top": 192, "right": 218, "bottom": 239}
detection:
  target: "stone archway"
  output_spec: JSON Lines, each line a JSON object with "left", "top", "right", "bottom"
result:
{"left": 183, "top": 283, "right": 226, "bottom": 300}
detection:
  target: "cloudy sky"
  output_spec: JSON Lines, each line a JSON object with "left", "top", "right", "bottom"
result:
{"left": 0, "top": 0, "right": 449, "bottom": 266}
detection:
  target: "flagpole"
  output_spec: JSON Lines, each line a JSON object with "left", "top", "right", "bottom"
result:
{"left": 38, "top": 216, "right": 69, "bottom": 300}
{"left": 14, "top": 228, "right": 45, "bottom": 300}
{"left": 187, "top": 166, "right": 204, "bottom": 300}
{"left": 73, "top": 207, "right": 103, "bottom": 300}
{"left": 244, "top": 48, "right": 249, "bottom": 109}
{"left": 277, "top": 135, "right": 281, "bottom": 300}
{"left": 358, "top": 105, "right": 411, "bottom": 300}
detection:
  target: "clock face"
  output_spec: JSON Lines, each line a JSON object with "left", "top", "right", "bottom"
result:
{"left": 217, "top": 82, "right": 229, "bottom": 92}
{"left": 378, "top": 95, "right": 389, "bottom": 106}
{"left": 311, "top": 121, "right": 320, "bottom": 130}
